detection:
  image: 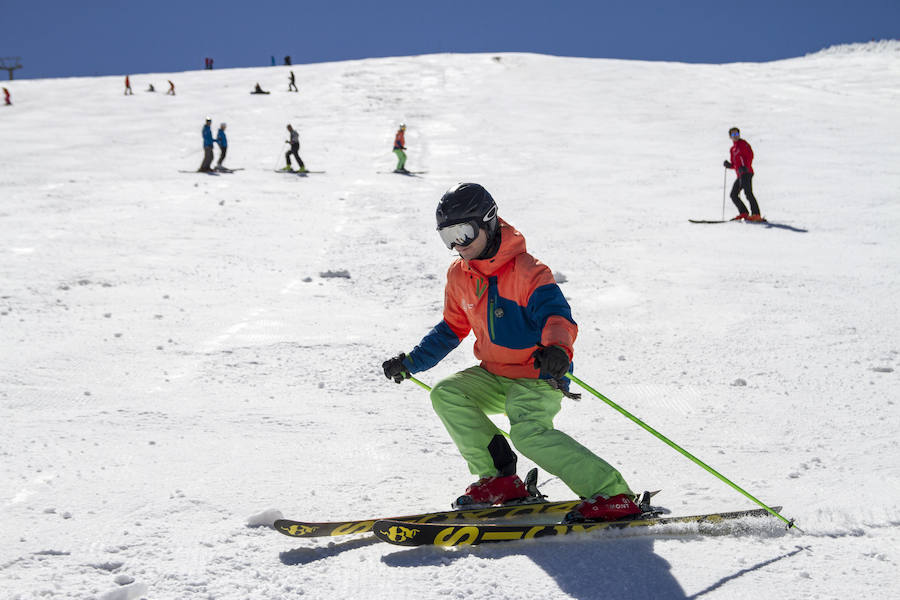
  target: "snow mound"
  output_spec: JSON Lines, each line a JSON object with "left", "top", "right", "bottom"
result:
{"left": 246, "top": 508, "right": 284, "bottom": 528}
{"left": 97, "top": 581, "right": 148, "bottom": 600}
{"left": 807, "top": 38, "right": 900, "bottom": 57}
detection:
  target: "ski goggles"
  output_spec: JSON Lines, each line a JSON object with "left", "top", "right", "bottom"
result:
{"left": 729, "top": 131, "right": 740, "bottom": 138}
{"left": 438, "top": 221, "right": 479, "bottom": 249}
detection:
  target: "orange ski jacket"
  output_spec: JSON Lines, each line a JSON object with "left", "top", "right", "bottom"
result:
{"left": 404, "top": 219, "right": 577, "bottom": 380}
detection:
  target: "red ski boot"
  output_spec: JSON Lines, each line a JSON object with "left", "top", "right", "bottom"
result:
{"left": 453, "top": 474, "right": 530, "bottom": 508}
{"left": 565, "top": 493, "right": 643, "bottom": 523}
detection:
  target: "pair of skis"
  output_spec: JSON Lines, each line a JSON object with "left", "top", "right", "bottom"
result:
{"left": 688, "top": 217, "right": 767, "bottom": 224}
{"left": 275, "top": 169, "right": 326, "bottom": 175}
{"left": 273, "top": 486, "right": 780, "bottom": 547}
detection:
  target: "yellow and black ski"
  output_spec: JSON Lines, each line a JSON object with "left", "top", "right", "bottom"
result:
{"left": 372, "top": 506, "right": 782, "bottom": 547}
{"left": 274, "top": 499, "right": 582, "bottom": 538}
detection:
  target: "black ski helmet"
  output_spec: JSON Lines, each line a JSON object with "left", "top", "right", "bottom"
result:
{"left": 436, "top": 183, "right": 498, "bottom": 236}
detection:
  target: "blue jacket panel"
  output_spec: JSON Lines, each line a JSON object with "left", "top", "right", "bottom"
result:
{"left": 404, "top": 319, "right": 462, "bottom": 374}
{"left": 215, "top": 130, "right": 227, "bottom": 147}
{"left": 202, "top": 125, "right": 213, "bottom": 147}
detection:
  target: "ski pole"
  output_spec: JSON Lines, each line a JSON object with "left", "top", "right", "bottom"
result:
{"left": 276, "top": 141, "right": 288, "bottom": 170}
{"left": 406, "top": 374, "right": 431, "bottom": 392}
{"left": 564, "top": 372, "right": 801, "bottom": 532}
{"left": 722, "top": 167, "right": 727, "bottom": 221}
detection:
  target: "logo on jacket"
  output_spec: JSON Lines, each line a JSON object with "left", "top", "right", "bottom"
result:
{"left": 475, "top": 278, "right": 487, "bottom": 298}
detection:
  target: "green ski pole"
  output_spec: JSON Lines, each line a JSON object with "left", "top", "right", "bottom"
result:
{"left": 406, "top": 374, "right": 431, "bottom": 392}
{"left": 565, "top": 372, "right": 801, "bottom": 532}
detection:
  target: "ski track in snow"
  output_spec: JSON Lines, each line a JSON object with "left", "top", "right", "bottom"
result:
{"left": 1, "top": 42, "right": 900, "bottom": 598}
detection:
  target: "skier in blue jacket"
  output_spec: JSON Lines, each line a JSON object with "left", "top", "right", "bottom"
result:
{"left": 215, "top": 123, "right": 228, "bottom": 170}
{"left": 199, "top": 117, "right": 214, "bottom": 172}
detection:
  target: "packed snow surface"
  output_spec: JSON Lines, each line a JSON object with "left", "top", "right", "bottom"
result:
{"left": 1, "top": 42, "right": 899, "bottom": 599}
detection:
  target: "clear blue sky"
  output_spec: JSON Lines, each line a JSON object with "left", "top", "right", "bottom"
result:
{"left": 3, "top": 0, "right": 897, "bottom": 79}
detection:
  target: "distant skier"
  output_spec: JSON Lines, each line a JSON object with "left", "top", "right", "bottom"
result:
{"left": 251, "top": 83, "right": 270, "bottom": 95}
{"left": 215, "top": 122, "right": 228, "bottom": 170}
{"left": 288, "top": 70, "right": 298, "bottom": 92}
{"left": 199, "top": 117, "right": 215, "bottom": 172}
{"left": 393, "top": 123, "right": 408, "bottom": 173}
{"left": 124, "top": 75, "right": 133, "bottom": 95}
{"left": 146, "top": 83, "right": 155, "bottom": 92}
{"left": 284, "top": 55, "right": 292, "bottom": 66}
{"left": 382, "top": 183, "right": 643, "bottom": 522}
{"left": 723, "top": 127, "right": 763, "bottom": 221}
{"left": 167, "top": 80, "right": 176, "bottom": 95}
{"left": 283, "top": 124, "right": 306, "bottom": 172}
{"left": 3, "top": 87, "right": 10, "bottom": 106}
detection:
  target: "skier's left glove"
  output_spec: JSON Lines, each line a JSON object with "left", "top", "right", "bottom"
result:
{"left": 723, "top": 160, "right": 733, "bottom": 169}
{"left": 532, "top": 345, "right": 571, "bottom": 380}
{"left": 382, "top": 353, "right": 410, "bottom": 384}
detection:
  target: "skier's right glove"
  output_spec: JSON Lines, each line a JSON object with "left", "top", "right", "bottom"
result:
{"left": 382, "top": 353, "right": 410, "bottom": 384}
{"left": 723, "top": 160, "right": 733, "bottom": 169}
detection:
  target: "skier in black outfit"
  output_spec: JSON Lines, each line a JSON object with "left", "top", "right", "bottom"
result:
{"left": 288, "top": 71, "right": 298, "bottom": 92}
{"left": 283, "top": 124, "right": 306, "bottom": 172}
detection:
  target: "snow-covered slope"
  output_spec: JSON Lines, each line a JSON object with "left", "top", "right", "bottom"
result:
{"left": 1, "top": 42, "right": 899, "bottom": 599}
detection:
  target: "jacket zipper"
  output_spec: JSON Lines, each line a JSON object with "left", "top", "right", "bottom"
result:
{"left": 487, "top": 276, "right": 497, "bottom": 341}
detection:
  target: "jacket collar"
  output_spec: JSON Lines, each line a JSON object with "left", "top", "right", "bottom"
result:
{"left": 462, "top": 219, "right": 525, "bottom": 277}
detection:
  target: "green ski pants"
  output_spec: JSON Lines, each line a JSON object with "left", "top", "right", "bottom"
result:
{"left": 430, "top": 366, "right": 633, "bottom": 499}
{"left": 393, "top": 148, "right": 407, "bottom": 170}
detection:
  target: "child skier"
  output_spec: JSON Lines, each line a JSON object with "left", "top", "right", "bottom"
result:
{"left": 283, "top": 124, "right": 306, "bottom": 172}
{"left": 215, "top": 123, "right": 228, "bottom": 170}
{"left": 393, "top": 123, "right": 408, "bottom": 173}
{"left": 382, "top": 183, "right": 642, "bottom": 522}
{"left": 723, "top": 127, "right": 764, "bottom": 221}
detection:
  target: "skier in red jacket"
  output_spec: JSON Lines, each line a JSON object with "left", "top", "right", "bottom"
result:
{"left": 3, "top": 87, "right": 10, "bottom": 106}
{"left": 723, "top": 127, "right": 763, "bottom": 221}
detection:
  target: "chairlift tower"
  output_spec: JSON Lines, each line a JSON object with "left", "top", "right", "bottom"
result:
{"left": 1, "top": 57, "right": 23, "bottom": 80}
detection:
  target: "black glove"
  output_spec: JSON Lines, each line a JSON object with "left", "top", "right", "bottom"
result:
{"left": 738, "top": 166, "right": 749, "bottom": 175}
{"left": 382, "top": 353, "right": 410, "bottom": 384}
{"left": 532, "top": 345, "right": 571, "bottom": 379}
{"left": 723, "top": 160, "right": 732, "bottom": 169}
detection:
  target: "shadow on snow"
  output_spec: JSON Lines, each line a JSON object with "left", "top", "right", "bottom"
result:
{"left": 382, "top": 536, "right": 686, "bottom": 599}
{"left": 279, "top": 536, "right": 382, "bottom": 565}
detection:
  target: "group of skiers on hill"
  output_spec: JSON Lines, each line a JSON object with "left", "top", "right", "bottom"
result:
{"left": 196, "top": 122, "right": 760, "bottom": 216}
{"left": 198, "top": 117, "right": 227, "bottom": 173}
{"left": 125, "top": 76, "right": 175, "bottom": 95}
{"left": 124, "top": 70, "right": 300, "bottom": 97}
{"left": 197, "top": 120, "right": 415, "bottom": 175}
